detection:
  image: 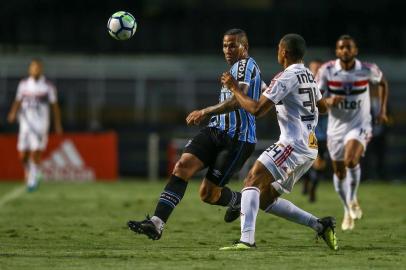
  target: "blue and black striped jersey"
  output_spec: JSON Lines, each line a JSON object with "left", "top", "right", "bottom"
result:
{"left": 208, "top": 57, "right": 262, "bottom": 143}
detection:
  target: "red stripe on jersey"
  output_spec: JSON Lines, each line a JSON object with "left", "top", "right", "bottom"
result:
{"left": 353, "top": 80, "right": 369, "bottom": 87}
{"left": 327, "top": 81, "right": 342, "bottom": 87}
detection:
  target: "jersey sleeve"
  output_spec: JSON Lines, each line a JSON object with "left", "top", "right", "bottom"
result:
{"left": 314, "top": 85, "right": 323, "bottom": 101}
{"left": 263, "top": 71, "right": 296, "bottom": 104}
{"left": 15, "top": 81, "right": 24, "bottom": 101}
{"left": 234, "top": 58, "right": 254, "bottom": 85}
{"left": 315, "top": 65, "right": 328, "bottom": 94}
{"left": 368, "top": 63, "right": 383, "bottom": 84}
{"left": 48, "top": 82, "right": 57, "bottom": 103}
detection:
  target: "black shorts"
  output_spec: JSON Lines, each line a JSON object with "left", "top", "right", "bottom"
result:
{"left": 184, "top": 127, "right": 255, "bottom": 187}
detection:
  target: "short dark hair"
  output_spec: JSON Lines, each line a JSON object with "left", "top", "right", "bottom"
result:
{"left": 280, "top": 33, "right": 306, "bottom": 61}
{"left": 224, "top": 28, "right": 248, "bottom": 48}
{"left": 337, "top": 34, "right": 357, "bottom": 46}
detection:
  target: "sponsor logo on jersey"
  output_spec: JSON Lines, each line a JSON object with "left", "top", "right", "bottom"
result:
{"left": 237, "top": 59, "right": 248, "bottom": 80}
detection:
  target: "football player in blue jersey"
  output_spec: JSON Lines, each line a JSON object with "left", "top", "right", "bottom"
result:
{"left": 128, "top": 29, "right": 264, "bottom": 240}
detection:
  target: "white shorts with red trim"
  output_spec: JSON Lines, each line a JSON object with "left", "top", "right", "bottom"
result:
{"left": 257, "top": 142, "right": 315, "bottom": 194}
{"left": 327, "top": 126, "right": 372, "bottom": 161}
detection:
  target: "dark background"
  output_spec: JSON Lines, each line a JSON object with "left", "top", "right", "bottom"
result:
{"left": 0, "top": 0, "right": 404, "bottom": 54}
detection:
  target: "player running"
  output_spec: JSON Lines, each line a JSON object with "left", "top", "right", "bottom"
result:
{"left": 302, "top": 59, "right": 328, "bottom": 202}
{"left": 219, "top": 34, "right": 339, "bottom": 250}
{"left": 316, "top": 35, "right": 389, "bottom": 230}
{"left": 128, "top": 29, "right": 263, "bottom": 240}
{"left": 7, "top": 59, "right": 63, "bottom": 191}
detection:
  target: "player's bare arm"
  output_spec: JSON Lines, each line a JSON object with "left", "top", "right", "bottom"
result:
{"left": 51, "top": 103, "right": 63, "bottom": 134}
{"left": 377, "top": 77, "right": 389, "bottom": 124}
{"left": 7, "top": 100, "right": 22, "bottom": 123}
{"left": 221, "top": 72, "right": 273, "bottom": 117}
{"left": 186, "top": 83, "right": 249, "bottom": 126}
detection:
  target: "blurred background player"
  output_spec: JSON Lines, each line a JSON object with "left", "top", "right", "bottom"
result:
{"left": 316, "top": 35, "right": 389, "bottom": 230}
{"left": 302, "top": 59, "right": 329, "bottom": 202}
{"left": 127, "top": 29, "right": 262, "bottom": 240}
{"left": 7, "top": 59, "right": 63, "bottom": 191}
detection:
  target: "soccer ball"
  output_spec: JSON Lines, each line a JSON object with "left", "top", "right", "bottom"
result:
{"left": 107, "top": 11, "right": 137, "bottom": 41}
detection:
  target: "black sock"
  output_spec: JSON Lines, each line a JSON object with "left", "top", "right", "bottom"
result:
{"left": 214, "top": 186, "right": 241, "bottom": 208}
{"left": 153, "top": 175, "right": 188, "bottom": 223}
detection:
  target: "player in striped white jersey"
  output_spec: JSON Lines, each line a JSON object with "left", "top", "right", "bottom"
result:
{"left": 7, "top": 59, "right": 63, "bottom": 191}
{"left": 316, "top": 35, "right": 389, "bottom": 230}
{"left": 128, "top": 29, "right": 264, "bottom": 240}
{"left": 219, "top": 34, "right": 338, "bottom": 251}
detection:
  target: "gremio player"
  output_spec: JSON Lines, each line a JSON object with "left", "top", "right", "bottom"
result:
{"left": 219, "top": 34, "right": 338, "bottom": 250}
{"left": 128, "top": 29, "right": 263, "bottom": 240}
{"left": 316, "top": 35, "right": 389, "bottom": 230}
{"left": 7, "top": 59, "right": 63, "bottom": 191}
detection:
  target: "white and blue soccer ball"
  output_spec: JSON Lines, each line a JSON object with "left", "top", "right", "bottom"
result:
{"left": 107, "top": 11, "right": 137, "bottom": 41}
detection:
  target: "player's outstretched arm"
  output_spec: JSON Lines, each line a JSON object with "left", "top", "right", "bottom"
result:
{"left": 7, "top": 101, "right": 21, "bottom": 124}
{"left": 51, "top": 103, "right": 63, "bottom": 134}
{"left": 377, "top": 77, "right": 389, "bottom": 124}
{"left": 185, "top": 96, "right": 239, "bottom": 126}
{"left": 221, "top": 72, "right": 273, "bottom": 117}
{"left": 186, "top": 81, "right": 252, "bottom": 125}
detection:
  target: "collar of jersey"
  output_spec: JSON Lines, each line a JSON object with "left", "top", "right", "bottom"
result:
{"left": 334, "top": 58, "right": 361, "bottom": 71}
{"left": 285, "top": 63, "right": 304, "bottom": 71}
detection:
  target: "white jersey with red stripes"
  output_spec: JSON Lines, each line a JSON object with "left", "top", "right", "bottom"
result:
{"left": 16, "top": 76, "right": 57, "bottom": 134}
{"left": 263, "top": 63, "right": 322, "bottom": 159}
{"left": 316, "top": 59, "right": 382, "bottom": 138}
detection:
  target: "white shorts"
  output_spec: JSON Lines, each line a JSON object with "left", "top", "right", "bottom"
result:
{"left": 327, "top": 126, "right": 372, "bottom": 161}
{"left": 257, "top": 142, "right": 315, "bottom": 194}
{"left": 17, "top": 131, "right": 48, "bottom": 152}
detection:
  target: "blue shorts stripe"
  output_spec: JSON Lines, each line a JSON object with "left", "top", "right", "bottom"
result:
{"left": 218, "top": 142, "right": 245, "bottom": 186}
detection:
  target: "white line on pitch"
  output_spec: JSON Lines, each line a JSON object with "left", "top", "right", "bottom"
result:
{"left": 0, "top": 186, "right": 25, "bottom": 208}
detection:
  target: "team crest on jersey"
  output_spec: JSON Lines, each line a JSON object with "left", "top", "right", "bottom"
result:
{"left": 343, "top": 82, "right": 353, "bottom": 95}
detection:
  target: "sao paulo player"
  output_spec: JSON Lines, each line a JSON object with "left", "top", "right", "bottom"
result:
{"left": 219, "top": 34, "right": 340, "bottom": 250}
{"left": 7, "top": 59, "right": 63, "bottom": 191}
{"left": 316, "top": 35, "right": 389, "bottom": 230}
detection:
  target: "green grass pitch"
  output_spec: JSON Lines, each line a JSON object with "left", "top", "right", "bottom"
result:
{"left": 0, "top": 180, "right": 405, "bottom": 269}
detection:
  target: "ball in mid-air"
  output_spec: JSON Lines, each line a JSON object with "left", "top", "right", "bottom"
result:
{"left": 107, "top": 11, "right": 137, "bottom": 41}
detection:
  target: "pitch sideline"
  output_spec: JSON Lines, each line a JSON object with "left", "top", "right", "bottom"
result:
{"left": 0, "top": 186, "right": 26, "bottom": 208}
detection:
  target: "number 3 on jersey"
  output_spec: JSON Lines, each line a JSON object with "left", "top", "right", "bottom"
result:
{"left": 299, "top": 87, "right": 317, "bottom": 113}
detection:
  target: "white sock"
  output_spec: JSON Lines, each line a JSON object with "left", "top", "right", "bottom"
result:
{"left": 240, "top": 187, "right": 260, "bottom": 245}
{"left": 150, "top": 216, "right": 165, "bottom": 233}
{"left": 347, "top": 165, "right": 361, "bottom": 202}
{"left": 265, "top": 198, "right": 323, "bottom": 233}
{"left": 28, "top": 162, "right": 38, "bottom": 187}
{"left": 333, "top": 174, "right": 350, "bottom": 213}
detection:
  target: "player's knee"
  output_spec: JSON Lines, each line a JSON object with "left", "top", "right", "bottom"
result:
{"left": 344, "top": 157, "right": 359, "bottom": 169}
{"left": 243, "top": 170, "right": 263, "bottom": 189}
{"left": 199, "top": 185, "right": 219, "bottom": 204}
{"left": 172, "top": 159, "right": 192, "bottom": 179}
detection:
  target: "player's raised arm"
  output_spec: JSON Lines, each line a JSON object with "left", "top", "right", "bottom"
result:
{"left": 221, "top": 72, "right": 273, "bottom": 117}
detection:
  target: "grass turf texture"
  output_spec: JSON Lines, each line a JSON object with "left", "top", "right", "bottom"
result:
{"left": 0, "top": 180, "right": 405, "bottom": 270}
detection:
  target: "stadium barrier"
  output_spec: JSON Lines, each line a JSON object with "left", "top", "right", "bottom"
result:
{"left": 0, "top": 132, "right": 118, "bottom": 181}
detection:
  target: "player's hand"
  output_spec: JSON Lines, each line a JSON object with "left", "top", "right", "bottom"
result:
{"left": 376, "top": 110, "right": 389, "bottom": 124}
{"left": 7, "top": 113, "right": 16, "bottom": 124}
{"left": 326, "top": 96, "right": 344, "bottom": 107}
{"left": 221, "top": 72, "right": 238, "bottom": 91}
{"left": 186, "top": 110, "right": 207, "bottom": 126}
